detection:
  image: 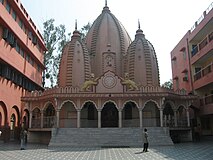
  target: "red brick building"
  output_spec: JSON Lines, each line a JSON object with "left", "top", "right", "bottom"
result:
{"left": 171, "top": 2, "right": 213, "bottom": 136}
{"left": 0, "top": 0, "right": 46, "bottom": 141}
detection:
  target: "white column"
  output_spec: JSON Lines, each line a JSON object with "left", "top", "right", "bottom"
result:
{"left": 119, "top": 110, "right": 122, "bottom": 128}
{"left": 174, "top": 111, "right": 177, "bottom": 127}
{"left": 186, "top": 109, "right": 190, "bottom": 127}
{"left": 77, "top": 110, "right": 81, "bottom": 128}
{"left": 160, "top": 109, "right": 163, "bottom": 127}
{"left": 56, "top": 110, "right": 60, "bottom": 128}
{"left": 98, "top": 110, "right": 101, "bottom": 128}
{"left": 139, "top": 109, "right": 143, "bottom": 128}
{"left": 41, "top": 112, "right": 44, "bottom": 128}
{"left": 29, "top": 111, "right": 32, "bottom": 128}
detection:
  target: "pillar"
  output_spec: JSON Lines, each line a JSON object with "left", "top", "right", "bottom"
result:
{"left": 98, "top": 110, "right": 101, "bottom": 128}
{"left": 139, "top": 109, "right": 143, "bottom": 128}
{"left": 160, "top": 109, "right": 163, "bottom": 127}
{"left": 119, "top": 110, "right": 122, "bottom": 128}
{"left": 77, "top": 110, "right": 81, "bottom": 128}
{"left": 174, "top": 111, "right": 177, "bottom": 127}
{"left": 41, "top": 112, "right": 44, "bottom": 128}
{"left": 56, "top": 110, "right": 60, "bottom": 128}
{"left": 29, "top": 111, "right": 32, "bottom": 128}
{"left": 186, "top": 109, "right": 190, "bottom": 127}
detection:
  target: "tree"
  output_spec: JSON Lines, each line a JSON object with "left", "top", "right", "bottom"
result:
{"left": 42, "top": 19, "right": 70, "bottom": 87}
{"left": 80, "top": 22, "right": 91, "bottom": 40}
{"left": 161, "top": 79, "right": 173, "bottom": 89}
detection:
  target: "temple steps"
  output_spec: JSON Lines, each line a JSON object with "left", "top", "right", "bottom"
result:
{"left": 48, "top": 127, "right": 173, "bottom": 147}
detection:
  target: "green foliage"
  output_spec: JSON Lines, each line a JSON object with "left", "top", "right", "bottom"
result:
{"left": 42, "top": 19, "right": 70, "bottom": 87}
{"left": 80, "top": 22, "right": 91, "bottom": 39}
{"left": 161, "top": 79, "right": 173, "bottom": 89}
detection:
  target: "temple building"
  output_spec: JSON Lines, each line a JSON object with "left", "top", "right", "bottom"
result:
{"left": 21, "top": 2, "right": 197, "bottom": 146}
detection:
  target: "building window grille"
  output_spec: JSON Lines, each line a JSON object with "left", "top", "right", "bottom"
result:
{"left": 6, "top": 2, "right": 11, "bottom": 13}
{"left": 12, "top": 10, "right": 17, "bottom": 21}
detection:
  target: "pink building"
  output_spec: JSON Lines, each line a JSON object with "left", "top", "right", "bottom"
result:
{"left": 171, "top": 2, "right": 213, "bottom": 136}
{"left": 0, "top": 0, "right": 46, "bottom": 141}
{"left": 21, "top": 2, "right": 197, "bottom": 146}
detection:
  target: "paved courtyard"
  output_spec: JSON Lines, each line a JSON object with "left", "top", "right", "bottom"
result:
{"left": 0, "top": 140, "right": 213, "bottom": 160}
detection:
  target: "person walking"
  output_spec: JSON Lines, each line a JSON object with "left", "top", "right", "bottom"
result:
{"left": 142, "top": 128, "right": 148, "bottom": 152}
{"left": 20, "top": 129, "right": 27, "bottom": 150}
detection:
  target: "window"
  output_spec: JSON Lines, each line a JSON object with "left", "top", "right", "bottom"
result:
{"left": 15, "top": 43, "right": 20, "bottom": 53}
{"left": 37, "top": 64, "right": 40, "bottom": 72}
{"left": 183, "top": 51, "right": 186, "bottom": 60}
{"left": 18, "top": 19, "right": 23, "bottom": 29}
{"left": 12, "top": 10, "right": 17, "bottom": 21}
{"left": 6, "top": 1, "right": 11, "bottom": 13}
{"left": 26, "top": 54, "right": 30, "bottom": 62}
{"left": 20, "top": 48, "right": 24, "bottom": 57}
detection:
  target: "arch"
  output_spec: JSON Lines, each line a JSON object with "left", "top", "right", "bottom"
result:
{"left": 43, "top": 103, "right": 56, "bottom": 128}
{"left": 22, "top": 109, "right": 29, "bottom": 129}
{"left": 101, "top": 101, "right": 118, "bottom": 127}
{"left": 163, "top": 100, "right": 175, "bottom": 110}
{"left": 10, "top": 113, "right": 16, "bottom": 140}
{"left": 143, "top": 100, "right": 160, "bottom": 127}
{"left": 60, "top": 100, "right": 77, "bottom": 110}
{"left": 123, "top": 100, "right": 139, "bottom": 109}
{"left": 123, "top": 101, "right": 139, "bottom": 127}
{"left": 0, "top": 101, "right": 8, "bottom": 126}
{"left": 43, "top": 101, "right": 55, "bottom": 111}
{"left": 163, "top": 103, "right": 175, "bottom": 127}
{"left": 143, "top": 99, "right": 159, "bottom": 109}
{"left": 102, "top": 100, "right": 118, "bottom": 110}
{"left": 81, "top": 101, "right": 98, "bottom": 128}
{"left": 32, "top": 107, "right": 41, "bottom": 128}
{"left": 11, "top": 105, "right": 20, "bottom": 127}
{"left": 177, "top": 105, "right": 187, "bottom": 127}
{"left": 59, "top": 101, "right": 77, "bottom": 128}
{"left": 81, "top": 100, "right": 97, "bottom": 110}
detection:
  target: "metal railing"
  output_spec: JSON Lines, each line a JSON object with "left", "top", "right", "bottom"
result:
{"left": 194, "top": 62, "right": 212, "bottom": 81}
{"left": 200, "top": 94, "right": 213, "bottom": 106}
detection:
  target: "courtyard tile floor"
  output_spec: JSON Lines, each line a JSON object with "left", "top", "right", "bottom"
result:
{"left": 0, "top": 140, "right": 213, "bottom": 160}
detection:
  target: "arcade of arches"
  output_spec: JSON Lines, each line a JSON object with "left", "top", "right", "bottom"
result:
{"left": 24, "top": 99, "right": 192, "bottom": 129}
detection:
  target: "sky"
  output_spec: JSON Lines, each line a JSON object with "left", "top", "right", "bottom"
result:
{"left": 21, "top": 0, "right": 213, "bottom": 85}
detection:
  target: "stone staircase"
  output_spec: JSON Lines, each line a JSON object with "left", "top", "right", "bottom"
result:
{"left": 48, "top": 127, "right": 173, "bottom": 147}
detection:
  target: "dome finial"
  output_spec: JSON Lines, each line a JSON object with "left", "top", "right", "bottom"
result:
{"left": 138, "top": 19, "right": 140, "bottom": 29}
{"left": 75, "top": 19, "right": 77, "bottom": 30}
{"left": 105, "top": 0, "right": 107, "bottom": 7}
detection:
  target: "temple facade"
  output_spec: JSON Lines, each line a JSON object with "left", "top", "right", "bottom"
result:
{"left": 21, "top": 2, "right": 197, "bottom": 144}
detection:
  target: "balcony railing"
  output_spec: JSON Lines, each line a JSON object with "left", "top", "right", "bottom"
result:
{"left": 200, "top": 94, "right": 213, "bottom": 106}
{"left": 194, "top": 62, "right": 213, "bottom": 81}
{"left": 191, "top": 31, "right": 213, "bottom": 57}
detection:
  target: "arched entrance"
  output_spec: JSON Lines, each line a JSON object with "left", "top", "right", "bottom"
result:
{"left": 143, "top": 101, "right": 160, "bottom": 127}
{"left": 81, "top": 102, "right": 98, "bottom": 128}
{"left": 32, "top": 108, "right": 41, "bottom": 128}
{"left": 0, "top": 101, "right": 8, "bottom": 127}
{"left": 123, "top": 101, "right": 139, "bottom": 127}
{"left": 10, "top": 114, "right": 16, "bottom": 140}
{"left": 60, "top": 101, "right": 77, "bottom": 128}
{"left": 43, "top": 103, "right": 55, "bottom": 128}
{"left": 163, "top": 103, "right": 174, "bottom": 127}
{"left": 101, "top": 102, "right": 118, "bottom": 127}
{"left": 177, "top": 106, "right": 187, "bottom": 127}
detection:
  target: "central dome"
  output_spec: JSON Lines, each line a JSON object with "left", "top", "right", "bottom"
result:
{"left": 85, "top": 4, "right": 131, "bottom": 78}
